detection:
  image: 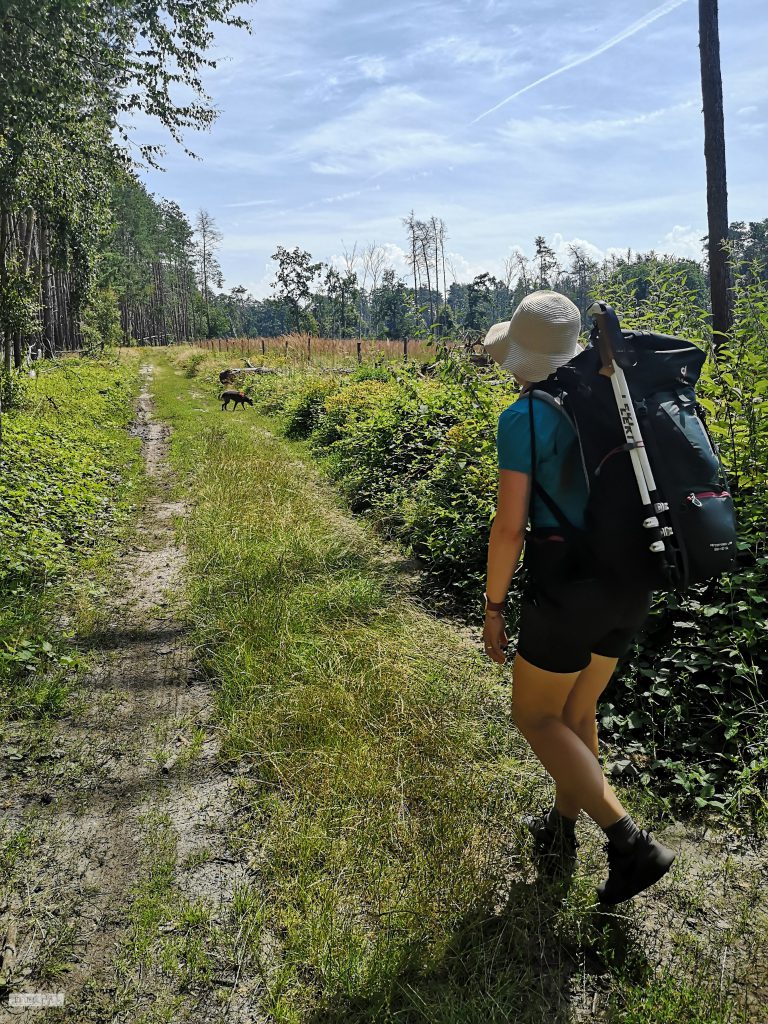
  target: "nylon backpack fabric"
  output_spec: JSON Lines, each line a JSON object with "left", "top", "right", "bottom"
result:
{"left": 526, "top": 328, "right": 737, "bottom": 591}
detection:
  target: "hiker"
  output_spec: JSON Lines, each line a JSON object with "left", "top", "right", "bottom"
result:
{"left": 481, "top": 290, "right": 676, "bottom": 905}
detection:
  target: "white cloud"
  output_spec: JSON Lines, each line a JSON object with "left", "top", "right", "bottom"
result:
{"left": 294, "top": 86, "right": 489, "bottom": 177}
{"left": 550, "top": 233, "right": 606, "bottom": 263}
{"left": 659, "top": 225, "right": 704, "bottom": 259}
{"left": 496, "top": 101, "right": 695, "bottom": 148}
{"left": 223, "top": 198, "right": 278, "bottom": 209}
{"left": 241, "top": 266, "right": 277, "bottom": 300}
{"left": 345, "top": 55, "right": 389, "bottom": 82}
{"left": 284, "top": 185, "right": 383, "bottom": 214}
{"left": 309, "top": 160, "right": 354, "bottom": 176}
{"left": 737, "top": 122, "right": 766, "bottom": 139}
{"left": 416, "top": 35, "right": 523, "bottom": 78}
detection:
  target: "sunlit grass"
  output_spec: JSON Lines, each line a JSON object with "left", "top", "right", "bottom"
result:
{"left": 143, "top": 348, "right": 766, "bottom": 1023}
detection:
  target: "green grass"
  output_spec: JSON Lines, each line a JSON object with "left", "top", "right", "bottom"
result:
{"left": 167, "top": 343, "right": 768, "bottom": 818}
{"left": 0, "top": 354, "right": 144, "bottom": 725}
{"left": 112, "top": 808, "right": 262, "bottom": 1021}
{"left": 143, "top": 348, "right": 767, "bottom": 1024}
{"left": 125, "top": 810, "right": 219, "bottom": 988}
{"left": 0, "top": 355, "right": 145, "bottom": 990}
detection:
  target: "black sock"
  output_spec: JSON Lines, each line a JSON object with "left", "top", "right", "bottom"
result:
{"left": 545, "top": 805, "right": 577, "bottom": 837}
{"left": 603, "top": 814, "right": 642, "bottom": 852}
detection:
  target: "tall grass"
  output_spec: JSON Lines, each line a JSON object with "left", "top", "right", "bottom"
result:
{"left": 188, "top": 333, "right": 444, "bottom": 366}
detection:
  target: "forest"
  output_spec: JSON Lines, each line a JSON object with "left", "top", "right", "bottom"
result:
{"left": 1, "top": 1, "right": 767, "bottom": 1022}
{"left": 4, "top": 146, "right": 768, "bottom": 354}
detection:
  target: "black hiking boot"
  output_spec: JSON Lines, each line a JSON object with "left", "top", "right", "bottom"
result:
{"left": 596, "top": 829, "right": 676, "bottom": 905}
{"left": 523, "top": 811, "right": 578, "bottom": 876}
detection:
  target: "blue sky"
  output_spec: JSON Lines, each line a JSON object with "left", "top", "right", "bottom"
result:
{"left": 133, "top": 0, "right": 767, "bottom": 298}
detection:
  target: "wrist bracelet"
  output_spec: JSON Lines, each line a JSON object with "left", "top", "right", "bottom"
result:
{"left": 484, "top": 591, "right": 506, "bottom": 611}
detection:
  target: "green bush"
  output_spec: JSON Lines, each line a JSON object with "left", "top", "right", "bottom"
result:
{"left": 593, "top": 259, "right": 768, "bottom": 813}
{"left": 0, "top": 357, "right": 141, "bottom": 718}
{"left": 0, "top": 360, "right": 139, "bottom": 589}
{"left": 249, "top": 263, "right": 768, "bottom": 813}
{"left": 182, "top": 351, "right": 207, "bottom": 378}
{"left": 0, "top": 369, "right": 30, "bottom": 411}
{"left": 282, "top": 374, "right": 341, "bottom": 439}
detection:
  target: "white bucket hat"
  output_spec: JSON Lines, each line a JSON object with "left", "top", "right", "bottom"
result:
{"left": 482, "top": 290, "right": 582, "bottom": 383}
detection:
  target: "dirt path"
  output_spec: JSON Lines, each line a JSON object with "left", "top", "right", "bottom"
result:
{"left": 1, "top": 368, "right": 254, "bottom": 1022}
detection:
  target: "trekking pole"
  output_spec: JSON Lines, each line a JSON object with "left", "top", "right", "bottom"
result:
{"left": 588, "top": 301, "right": 670, "bottom": 557}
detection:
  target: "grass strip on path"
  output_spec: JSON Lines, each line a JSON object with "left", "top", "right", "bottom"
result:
{"left": 146, "top": 348, "right": 766, "bottom": 1024}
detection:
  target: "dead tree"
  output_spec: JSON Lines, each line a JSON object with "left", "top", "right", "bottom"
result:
{"left": 699, "top": 0, "right": 733, "bottom": 346}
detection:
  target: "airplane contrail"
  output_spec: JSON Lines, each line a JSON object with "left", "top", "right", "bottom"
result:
{"left": 470, "top": 0, "right": 690, "bottom": 125}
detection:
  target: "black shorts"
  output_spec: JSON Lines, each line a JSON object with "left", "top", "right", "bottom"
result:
{"left": 516, "top": 572, "right": 653, "bottom": 674}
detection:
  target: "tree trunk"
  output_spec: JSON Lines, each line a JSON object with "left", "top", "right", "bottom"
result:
{"left": 0, "top": 209, "right": 11, "bottom": 373}
{"left": 202, "top": 235, "right": 211, "bottom": 337}
{"left": 40, "top": 224, "right": 56, "bottom": 357}
{"left": 420, "top": 239, "right": 434, "bottom": 331}
{"left": 699, "top": 0, "right": 733, "bottom": 346}
{"left": 408, "top": 213, "right": 419, "bottom": 309}
{"left": 40, "top": 224, "right": 54, "bottom": 356}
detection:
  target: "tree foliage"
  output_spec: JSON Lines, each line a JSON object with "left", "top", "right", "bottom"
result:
{"left": 0, "top": 0, "right": 251, "bottom": 367}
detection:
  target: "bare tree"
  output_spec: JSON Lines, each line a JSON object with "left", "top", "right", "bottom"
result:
{"left": 340, "top": 240, "right": 361, "bottom": 336}
{"left": 416, "top": 219, "right": 435, "bottom": 330}
{"left": 194, "top": 209, "right": 223, "bottom": 337}
{"left": 699, "top": 0, "right": 733, "bottom": 345}
{"left": 430, "top": 216, "right": 442, "bottom": 311}
{"left": 437, "top": 218, "right": 448, "bottom": 303}
{"left": 534, "top": 235, "right": 558, "bottom": 288}
{"left": 361, "top": 242, "right": 386, "bottom": 335}
{"left": 363, "top": 242, "right": 386, "bottom": 295}
{"left": 340, "top": 240, "right": 359, "bottom": 278}
{"left": 403, "top": 211, "right": 420, "bottom": 303}
{"left": 502, "top": 254, "right": 518, "bottom": 293}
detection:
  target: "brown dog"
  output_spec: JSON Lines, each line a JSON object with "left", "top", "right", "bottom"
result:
{"left": 220, "top": 390, "right": 254, "bottom": 411}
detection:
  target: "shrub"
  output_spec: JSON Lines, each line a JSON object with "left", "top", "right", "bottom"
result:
{"left": 0, "top": 357, "right": 141, "bottom": 719}
{"left": 182, "top": 351, "right": 207, "bottom": 378}
{"left": 249, "top": 263, "right": 768, "bottom": 812}
{"left": 1, "top": 369, "right": 31, "bottom": 411}
{"left": 0, "top": 359, "right": 140, "bottom": 591}
{"left": 282, "top": 375, "right": 341, "bottom": 439}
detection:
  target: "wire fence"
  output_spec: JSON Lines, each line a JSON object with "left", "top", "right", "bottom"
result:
{"left": 190, "top": 333, "right": 455, "bottom": 366}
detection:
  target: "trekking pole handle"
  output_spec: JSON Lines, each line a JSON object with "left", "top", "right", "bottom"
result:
{"left": 588, "top": 300, "right": 624, "bottom": 374}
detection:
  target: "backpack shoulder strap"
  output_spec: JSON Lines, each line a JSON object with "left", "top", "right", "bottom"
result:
{"left": 527, "top": 389, "right": 578, "bottom": 537}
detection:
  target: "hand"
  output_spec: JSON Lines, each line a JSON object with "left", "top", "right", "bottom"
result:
{"left": 483, "top": 612, "right": 509, "bottom": 665}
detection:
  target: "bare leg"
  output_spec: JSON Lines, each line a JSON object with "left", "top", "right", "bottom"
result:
{"left": 555, "top": 653, "right": 618, "bottom": 818}
{"left": 511, "top": 653, "right": 626, "bottom": 829}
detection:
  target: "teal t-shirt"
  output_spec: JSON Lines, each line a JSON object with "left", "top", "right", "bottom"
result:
{"left": 496, "top": 395, "right": 588, "bottom": 530}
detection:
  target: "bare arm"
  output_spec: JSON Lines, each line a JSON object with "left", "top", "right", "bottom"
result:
{"left": 483, "top": 469, "right": 530, "bottom": 663}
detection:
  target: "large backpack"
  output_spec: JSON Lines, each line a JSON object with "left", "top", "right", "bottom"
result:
{"left": 527, "top": 303, "right": 738, "bottom": 591}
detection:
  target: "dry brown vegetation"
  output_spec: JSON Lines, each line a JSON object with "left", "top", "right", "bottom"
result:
{"left": 192, "top": 333, "right": 453, "bottom": 365}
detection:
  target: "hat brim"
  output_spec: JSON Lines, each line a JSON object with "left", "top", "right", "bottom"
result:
{"left": 482, "top": 320, "right": 580, "bottom": 382}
